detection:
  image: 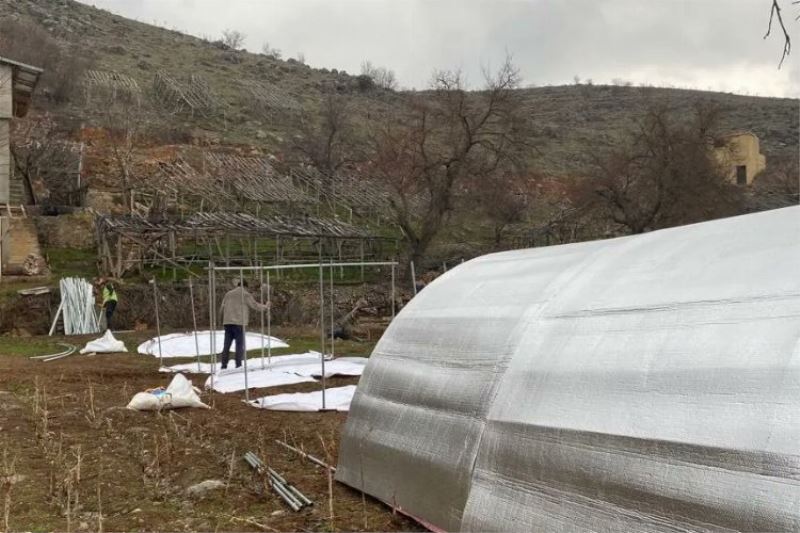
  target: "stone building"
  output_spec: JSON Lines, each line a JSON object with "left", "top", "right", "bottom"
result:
{"left": 0, "top": 55, "right": 43, "bottom": 278}
{"left": 715, "top": 131, "right": 767, "bottom": 186}
{"left": 1, "top": 55, "right": 42, "bottom": 205}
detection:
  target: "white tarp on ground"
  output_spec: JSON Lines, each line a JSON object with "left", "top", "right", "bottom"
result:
{"left": 127, "top": 374, "right": 209, "bottom": 411}
{"left": 80, "top": 330, "right": 128, "bottom": 354}
{"left": 202, "top": 353, "right": 368, "bottom": 393}
{"left": 250, "top": 384, "right": 357, "bottom": 412}
{"left": 159, "top": 362, "right": 215, "bottom": 374}
{"left": 208, "top": 367, "right": 316, "bottom": 393}
{"left": 137, "top": 330, "right": 288, "bottom": 358}
{"left": 337, "top": 206, "right": 800, "bottom": 532}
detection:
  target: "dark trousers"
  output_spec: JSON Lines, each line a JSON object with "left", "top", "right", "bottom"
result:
{"left": 104, "top": 301, "right": 117, "bottom": 331}
{"left": 221, "top": 324, "right": 245, "bottom": 369}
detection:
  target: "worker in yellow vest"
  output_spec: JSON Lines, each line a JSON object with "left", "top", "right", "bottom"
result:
{"left": 102, "top": 281, "right": 118, "bottom": 331}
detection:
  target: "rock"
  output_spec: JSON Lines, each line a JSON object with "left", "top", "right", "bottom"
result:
{"left": 255, "top": 130, "right": 267, "bottom": 140}
{"left": 270, "top": 510, "right": 285, "bottom": 517}
{"left": 186, "top": 479, "right": 225, "bottom": 498}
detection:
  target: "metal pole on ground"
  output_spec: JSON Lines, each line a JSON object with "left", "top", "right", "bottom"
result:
{"left": 240, "top": 268, "right": 250, "bottom": 403}
{"left": 189, "top": 277, "right": 201, "bottom": 373}
{"left": 266, "top": 270, "right": 272, "bottom": 369}
{"left": 151, "top": 279, "right": 163, "bottom": 368}
{"left": 259, "top": 263, "right": 265, "bottom": 370}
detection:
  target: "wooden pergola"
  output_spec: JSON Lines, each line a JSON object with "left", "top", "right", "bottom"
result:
{"left": 95, "top": 211, "right": 394, "bottom": 278}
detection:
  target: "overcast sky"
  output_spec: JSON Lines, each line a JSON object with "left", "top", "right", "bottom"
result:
{"left": 77, "top": 0, "right": 799, "bottom": 98}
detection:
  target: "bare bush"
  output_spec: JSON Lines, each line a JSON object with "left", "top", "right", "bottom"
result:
{"left": 11, "top": 114, "right": 81, "bottom": 207}
{"left": 0, "top": 18, "right": 91, "bottom": 104}
{"left": 360, "top": 60, "right": 398, "bottom": 90}
{"left": 261, "top": 42, "right": 282, "bottom": 60}
{"left": 221, "top": 29, "right": 246, "bottom": 50}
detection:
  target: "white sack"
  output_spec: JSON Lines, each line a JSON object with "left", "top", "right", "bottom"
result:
{"left": 250, "top": 385, "right": 357, "bottom": 412}
{"left": 80, "top": 330, "right": 128, "bottom": 354}
{"left": 137, "top": 330, "right": 288, "bottom": 358}
{"left": 127, "top": 374, "right": 209, "bottom": 411}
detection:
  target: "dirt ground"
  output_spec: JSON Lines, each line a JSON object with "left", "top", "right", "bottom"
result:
{"left": 0, "top": 329, "right": 419, "bottom": 532}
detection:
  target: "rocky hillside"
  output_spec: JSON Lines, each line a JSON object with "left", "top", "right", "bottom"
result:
{"left": 1, "top": 0, "right": 796, "bottom": 180}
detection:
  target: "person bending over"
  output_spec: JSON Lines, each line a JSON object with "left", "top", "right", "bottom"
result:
{"left": 219, "top": 280, "right": 270, "bottom": 369}
{"left": 102, "top": 282, "right": 118, "bottom": 331}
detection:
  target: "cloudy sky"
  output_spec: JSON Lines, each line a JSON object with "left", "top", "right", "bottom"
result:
{"left": 77, "top": 0, "right": 798, "bottom": 97}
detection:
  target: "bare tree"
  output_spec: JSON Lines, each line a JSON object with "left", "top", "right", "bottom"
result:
{"left": 591, "top": 103, "right": 743, "bottom": 234}
{"left": 10, "top": 114, "right": 80, "bottom": 207}
{"left": 293, "top": 93, "right": 357, "bottom": 187}
{"left": 360, "top": 60, "right": 398, "bottom": 90}
{"left": 221, "top": 29, "right": 246, "bottom": 50}
{"left": 471, "top": 170, "right": 530, "bottom": 248}
{"left": 94, "top": 90, "right": 151, "bottom": 213}
{"left": 749, "top": 155, "right": 800, "bottom": 210}
{"left": 366, "top": 55, "right": 529, "bottom": 266}
{"left": 765, "top": 0, "right": 799, "bottom": 68}
{"left": 0, "top": 18, "right": 90, "bottom": 104}
{"left": 261, "top": 42, "right": 282, "bottom": 60}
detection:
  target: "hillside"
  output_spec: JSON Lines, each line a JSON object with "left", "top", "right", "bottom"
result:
{"left": 1, "top": 0, "right": 797, "bottom": 175}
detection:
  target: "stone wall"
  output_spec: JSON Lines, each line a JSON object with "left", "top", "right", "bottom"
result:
{"left": 34, "top": 212, "right": 96, "bottom": 249}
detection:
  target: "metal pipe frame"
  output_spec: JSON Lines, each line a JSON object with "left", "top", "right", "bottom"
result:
{"left": 208, "top": 258, "right": 398, "bottom": 412}
{"left": 151, "top": 279, "right": 164, "bottom": 367}
{"left": 188, "top": 277, "right": 202, "bottom": 373}
{"left": 240, "top": 268, "right": 250, "bottom": 403}
{"left": 209, "top": 260, "right": 398, "bottom": 272}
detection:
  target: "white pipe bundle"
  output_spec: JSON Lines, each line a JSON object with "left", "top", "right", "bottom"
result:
{"left": 60, "top": 277, "right": 100, "bottom": 335}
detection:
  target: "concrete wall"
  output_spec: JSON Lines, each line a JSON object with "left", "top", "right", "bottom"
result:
{"left": 0, "top": 63, "right": 11, "bottom": 204}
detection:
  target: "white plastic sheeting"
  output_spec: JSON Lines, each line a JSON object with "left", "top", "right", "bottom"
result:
{"left": 159, "top": 362, "right": 215, "bottom": 374}
{"left": 202, "top": 353, "right": 368, "bottom": 393}
{"left": 79, "top": 330, "right": 127, "bottom": 354}
{"left": 207, "top": 367, "right": 316, "bottom": 393}
{"left": 250, "top": 384, "right": 357, "bottom": 412}
{"left": 337, "top": 207, "right": 800, "bottom": 532}
{"left": 136, "top": 330, "right": 288, "bottom": 358}
{"left": 59, "top": 277, "right": 101, "bottom": 335}
{"left": 127, "top": 374, "right": 209, "bottom": 411}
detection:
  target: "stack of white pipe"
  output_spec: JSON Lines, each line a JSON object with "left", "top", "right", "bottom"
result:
{"left": 60, "top": 277, "right": 100, "bottom": 335}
